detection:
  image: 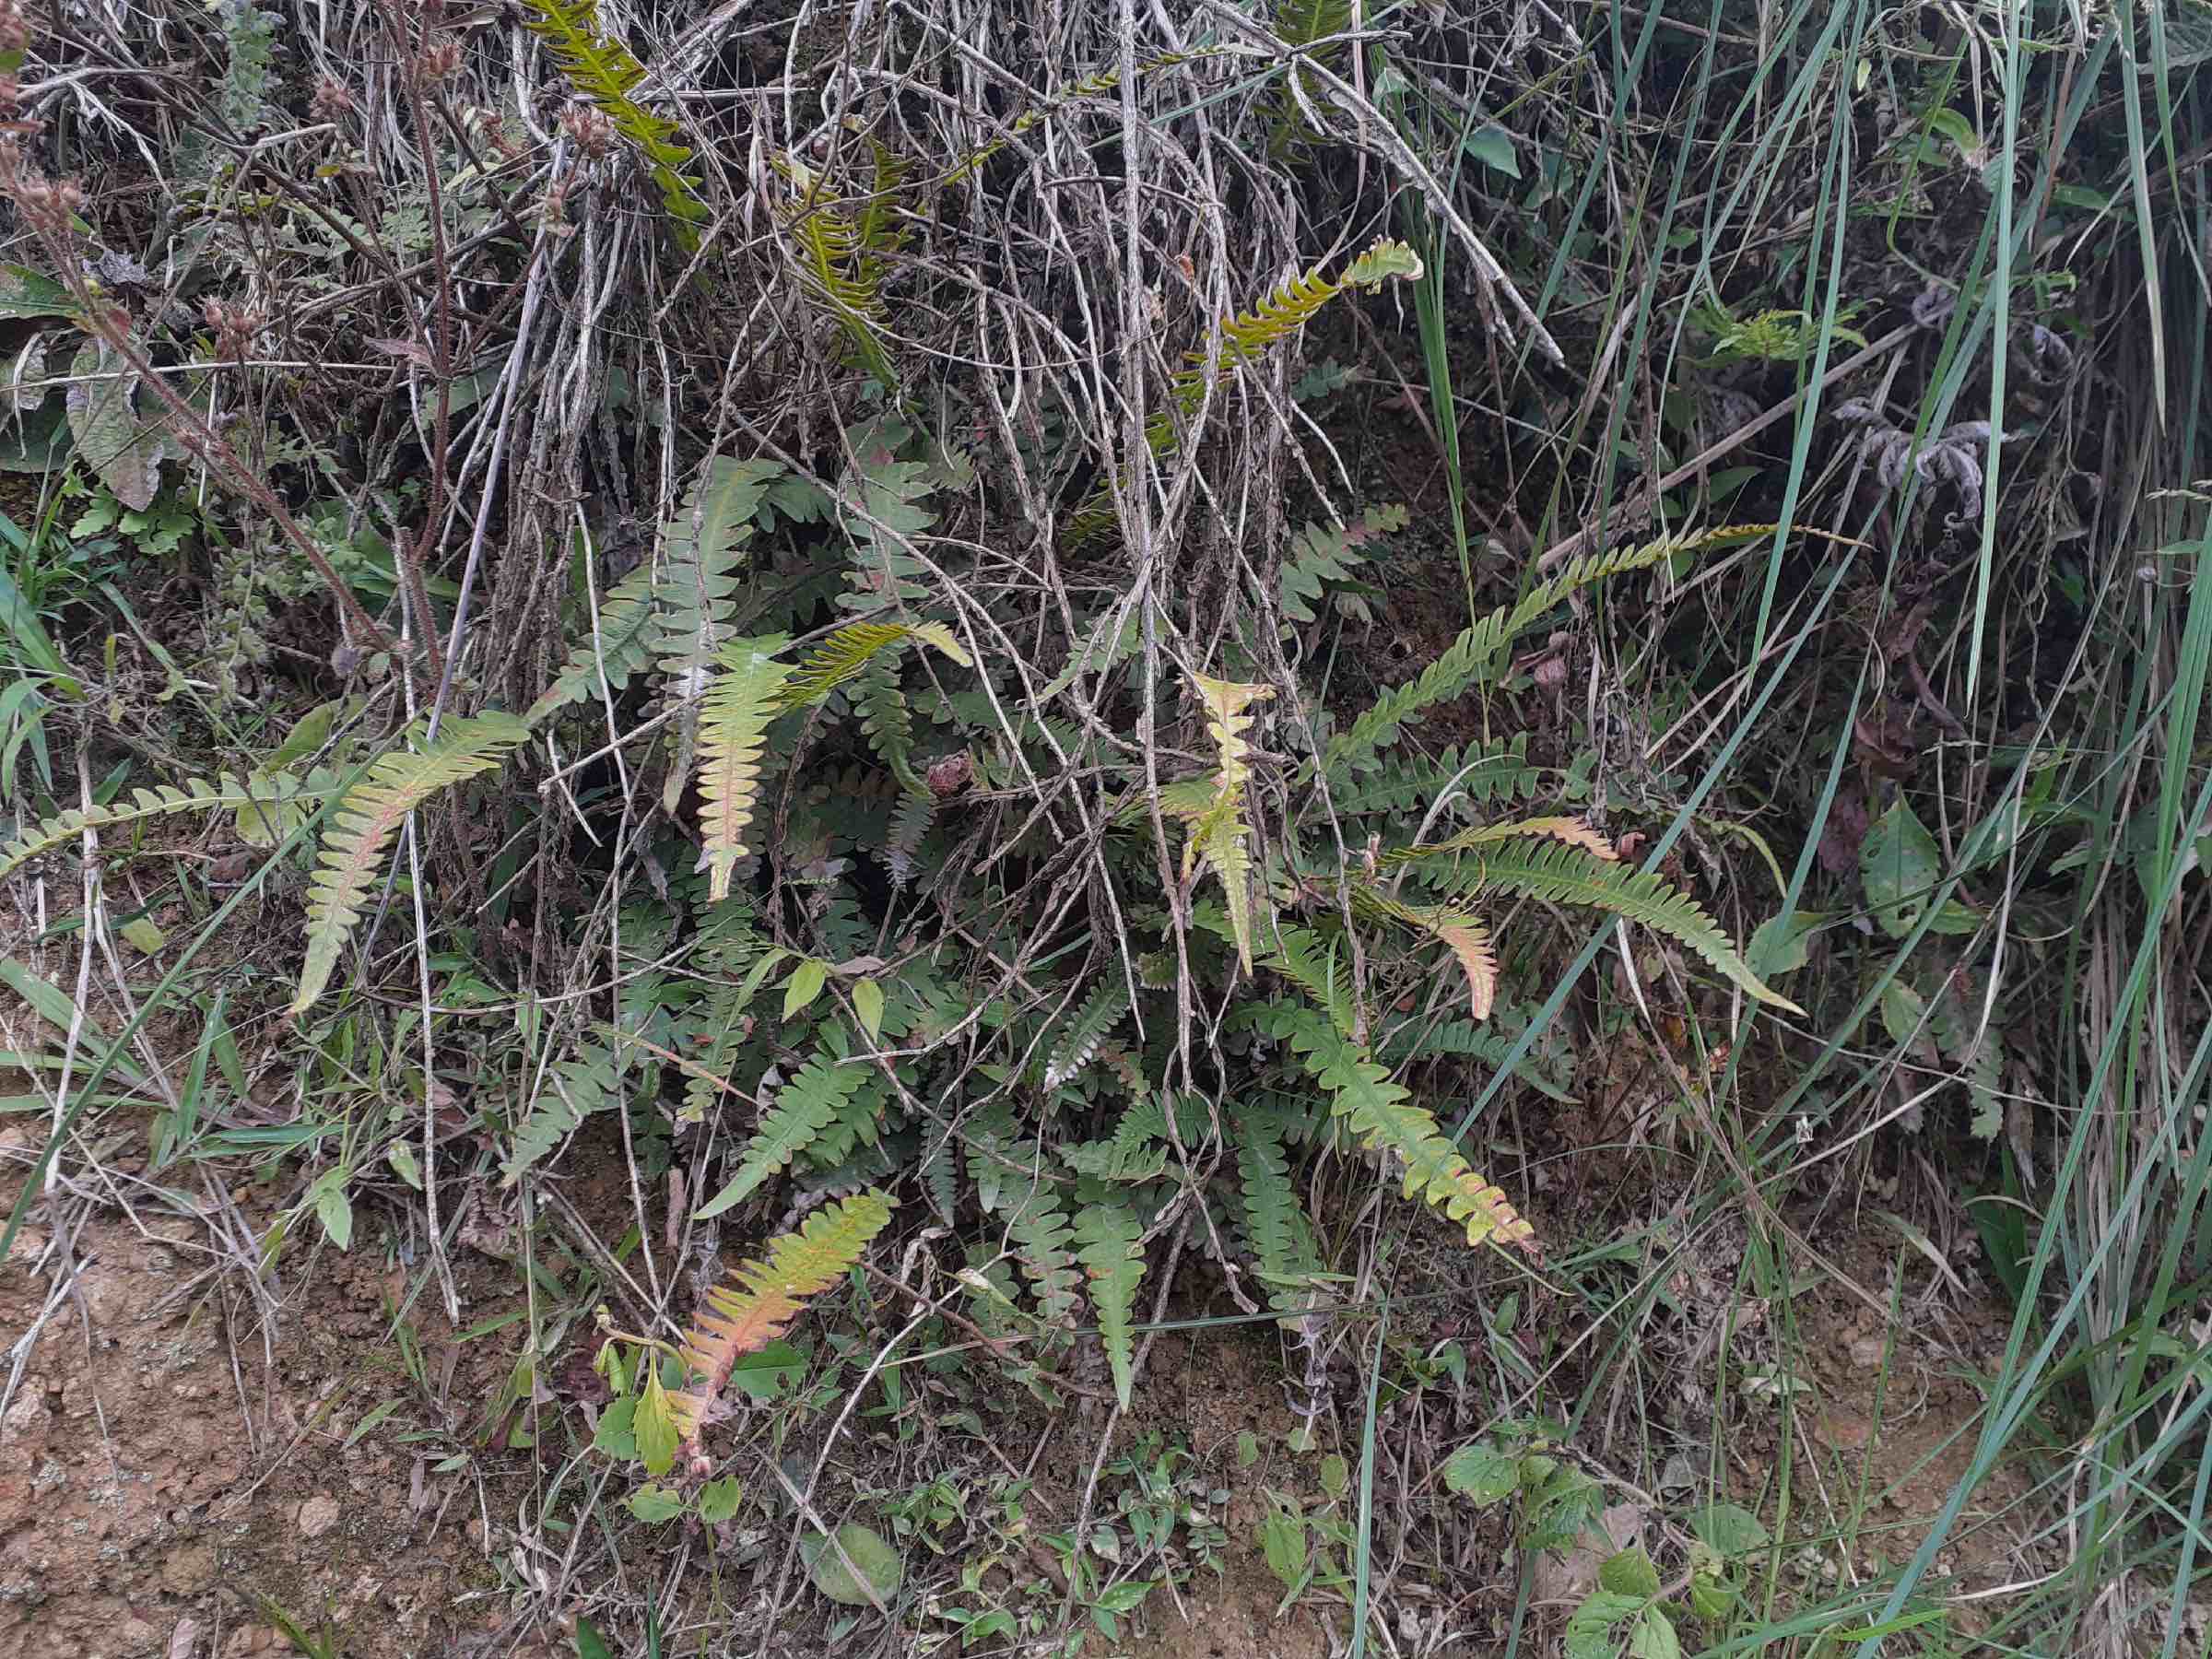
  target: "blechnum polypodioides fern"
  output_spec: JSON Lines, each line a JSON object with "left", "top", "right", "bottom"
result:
{"left": 0, "top": 398, "right": 1804, "bottom": 1441}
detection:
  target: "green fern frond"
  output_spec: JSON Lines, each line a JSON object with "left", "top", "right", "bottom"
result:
{"left": 1252, "top": 921, "right": 1355, "bottom": 1037}
{"left": 0, "top": 772, "right": 325, "bottom": 882}
{"left": 836, "top": 439, "right": 938, "bottom": 616}
{"left": 1415, "top": 839, "right": 1801, "bottom": 1012}
{"left": 1183, "top": 673, "right": 1275, "bottom": 972}
{"left": 695, "top": 1046, "right": 868, "bottom": 1219}
{"left": 291, "top": 715, "right": 527, "bottom": 1015}
{"left": 524, "top": 560, "right": 658, "bottom": 726}
{"left": 780, "top": 619, "right": 972, "bottom": 711}
{"left": 502, "top": 1042, "right": 626, "bottom": 1185}
{"left": 1286, "top": 1014, "right": 1539, "bottom": 1256}
{"left": 671, "top": 1190, "right": 894, "bottom": 1453}
{"left": 1328, "top": 735, "right": 1540, "bottom": 817}
{"left": 1043, "top": 981, "right": 1132, "bottom": 1090}
{"left": 1323, "top": 524, "right": 1774, "bottom": 780}
{"left": 1007, "top": 1182, "right": 1084, "bottom": 1327}
{"left": 1279, "top": 504, "right": 1399, "bottom": 624}
{"left": 884, "top": 790, "right": 935, "bottom": 887}
{"left": 694, "top": 640, "right": 794, "bottom": 901}
{"left": 1230, "top": 1101, "right": 1323, "bottom": 1320}
{"left": 653, "top": 457, "right": 783, "bottom": 696}
{"left": 520, "top": 0, "right": 708, "bottom": 247}
{"left": 1074, "top": 1203, "right": 1147, "bottom": 1408}
{"left": 1183, "top": 239, "right": 1422, "bottom": 399}
{"left": 801, "top": 1073, "right": 888, "bottom": 1171}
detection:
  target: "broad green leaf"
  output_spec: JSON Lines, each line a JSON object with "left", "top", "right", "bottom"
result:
{"left": 783, "top": 958, "right": 829, "bottom": 1019}
{"left": 726, "top": 1339, "right": 806, "bottom": 1401}
{"left": 1599, "top": 1545, "right": 1662, "bottom": 1599}
{"left": 1861, "top": 801, "right": 1979, "bottom": 937}
{"left": 65, "top": 338, "right": 171, "bottom": 512}
{"left": 802, "top": 1522, "right": 903, "bottom": 1606}
{"left": 1441, "top": 1441, "right": 1523, "bottom": 1505}
{"left": 635, "top": 1364, "right": 679, "bottom": 1476}
{"left": 626, "top": 1483, "right": 686, "bottom": 1523}
{"left": 852, "top": 978, "right": 884, "bottom": 1041}
{"left": 697, "top": 1475, "right": 743, "bottom": 1524}
{"left": 1465, "top": 124, "right": 1521, "bottom": 177}
{"left": 1630, "top": 1608, "right": 1682, "bottom": 1659}
{"left": 1690, "top": 1500, "right": 1769, "bottom": 1557}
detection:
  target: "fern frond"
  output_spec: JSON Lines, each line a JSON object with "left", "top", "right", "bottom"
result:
{"left": 1286, "top": 1015, "right": 1539, "bottom": 1256}
{"left": 1323, "top": 524, "right": 1773, "bottom": 780}
{"left": 502, "top": 1042, "right": 625, "bottom": 1185}
{"left": 524, "top": 559, "right": 657, "bottom": 726}
{"left": 291, "top": 715, "right": 527, "bottom": 1014}
{"left": 1189, "top": 240, "right": 1423, "bottom": 394}
{"left": 836, "top": 441, "right": 937, "bottom": 616}
{"left": 1184, "top": 673, "right": 1275, "bottom": 972}
{"left": 694, "top": 641, "right": 793, "bottom": 901}
{"left": 520, "top": 0, "right": 708, "bottom": 247}
{"left": 1007, "top": 1182, "right": 1084, "bottom": 1326}
{"left": 1230, "top": 1101, "right": 1323, "bottom": 1320}
{"left": 1073, "top": 1203, "right": 1147, "bottom": 1408}
{"left": 1329, "top": 735, "right": 1540, "bottom": 818}
{"left": 0, "top": 772, "right": 323, "bottom": 882}
{"left": 670, "top": 1190, "right": 894, "bottom": 1453}
{"left": 653, "top": 457, "right": 783, "bottom": 697}
{"left": 1357, "top": 891, "right": 1499, "bottom": 1020}
{"left": 696, "top": 1046, "right": 866, "bottom": 1218}
{"left": 780, "top": 619, "right": 972, "bottom": 711}
{"left": 1280, "top": 505, "right": 1399, "bottom": 624}
{"left": 1387, "top": 815, "right": 1618, "bottom": 865}
{"left": 1043, "top": 981, "right": 1132, "bottom": 1089}
{"left": 1417, "top": 840, "right": 1801, "bottom": 1012}
{"left": 885, "top": 790, "right": 935, "bottom": 887}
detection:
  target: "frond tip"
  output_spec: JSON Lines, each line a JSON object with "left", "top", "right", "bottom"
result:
{"left": 671, "top": 1190, "right": 894, "bottom": 1457}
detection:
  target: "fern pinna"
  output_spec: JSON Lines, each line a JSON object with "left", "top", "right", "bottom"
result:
{"left": 671, "top": 1191, "right": 894, "bottom": 1462}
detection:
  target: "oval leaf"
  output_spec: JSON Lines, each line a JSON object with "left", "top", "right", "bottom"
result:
{"left": 802, "top": 1522, "right": 902, "bottom": 1607}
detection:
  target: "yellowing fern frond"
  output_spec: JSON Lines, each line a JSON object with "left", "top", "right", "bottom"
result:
{"left": 779, "top": 619, "right": 971, "bottom": 711}
{"left": 1182, "top": 673, "right": 1275, "bottom": 971}
{"left": 291, "top": 715, "right": 528, "bottom": 1015}
{"left": 0, "top": 773, "right": 330, "bottom": 883}
{"left": 1359, "top": 892, "right": 1500, "bottom": 1020}
{"left": 1182, "top": 238, "right": 1423, "bottom": 399}
{"left": 670, "top": 1190, "right": 894, "bottom": 1456}
{"left": 696, "top": 641, "right": 794, "bottom": 901}
{"left": 1387, "top": 815, "right": 1618, "bottom": 865}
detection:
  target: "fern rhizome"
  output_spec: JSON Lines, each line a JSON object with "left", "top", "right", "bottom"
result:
{"left": 1, "top": 429, "right": 1798, "bottom": 1460}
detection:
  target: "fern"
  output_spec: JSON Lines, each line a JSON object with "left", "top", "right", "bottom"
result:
{"left": 781, "top": 145, "right": 910, "bottom": 387}
{"left": 941, "top": 52, "right": 1222, "bottom": 186}
{"left": 1230, "top": 1102, "right": 1323, "bottom": 1320}
{"left": 653, "top": 457, "right": 782, "bottom": 698}
{"left": 1270, "top": 0, "right": 1353, "bottom": 150}
{"left": 291, "top": 714, "right": 527, "bottom": 1015}
{"left": 696, "top": 1046, "right": 868, "bottom": 1219}
{"left": 694, "top": 640, "right": 794, "bottom": 901}
{"left": 524, "top": 559, "right": 657, "bottom": 726}
{"left": 1413, "top": 840, "right": 1800, "bottom": 1012}
{"left": 1385, "top": 815, "right": 1618, "bottom": 865}
{"left": 801, "top": 1073, "right": 887, "bottom": 1171}
{"left": 1065, "top": 241, "right": 1423, "bottom": 553}
{"left": 502, "top": 1041, "right": 626, "bottom": 1185}
{"left": 1356, "top": 891, "right": 1500, "bottom": 1020}
{"left": 1280, "top": 505, "right": 1398, "bottom": 624}
{"left": 1285, "top": 1012, "right": 1539, "bottom": 1256}
{"left": 1329, "top": 735, "right": 1541, "bottom": 818}
{"left": 1007, "top": 1181, "right": 1084, "bottom": 1327}
{"left": 1252, "top": 921, "right": 1356, "bottom": 1037}
{"left": 884, "top": 790, "right": 935, "bottom": 887}
{"left": 1074, "top": 1202, "right": 1147, "bottom": 1408}
{"left": 1183, "top": 673, "right": 1276, "bottom": 971}
{"left": 1043, "top": 981, "right": 1131, "bottom": 1089}
{"left": 521, "top": 0, "right": 708, "bottom": 247}
{"left": 836, "top": 436, "right": 937, "bottom": 615}
{"left": 670, "top": 1190, "right": 894, "bottom": 1454}
{"left": 780, "top": 619, "right": 971, "bottom": 711}
{"left": 1322, "top": 525, "right": 1773, "bottom": 780}
{"left": 0, "top": 772, "right": 324, "bottom": 882}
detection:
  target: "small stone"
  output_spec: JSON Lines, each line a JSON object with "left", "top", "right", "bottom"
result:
{"left": 297, "top": 1494, "right": 342, "bottom": 1539}
{"left": 1849, "top": 1335, "right": 1887, "bottom": 1369}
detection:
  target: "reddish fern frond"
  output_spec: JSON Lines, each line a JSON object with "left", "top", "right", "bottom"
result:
{"left": 670, "top": 1191, "right": 894, "bottom": 1458}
